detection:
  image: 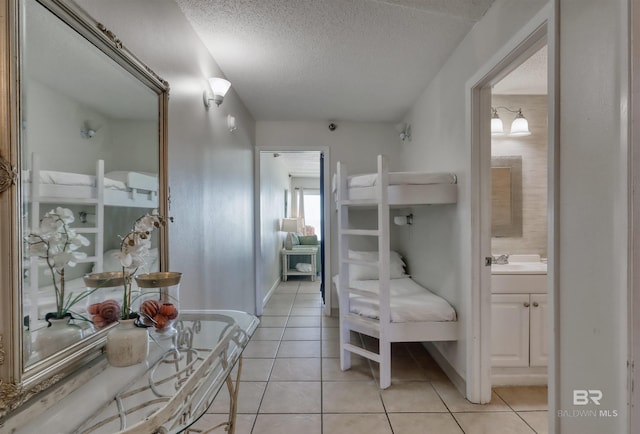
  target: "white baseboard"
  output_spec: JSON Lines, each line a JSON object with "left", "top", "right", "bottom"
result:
{"left": 491, "top": 367, "right": 548, "bottom": 386}
{"left": 423, "top": 342, "right": 466, "bottom": 397}
{"left": 263, "top": 279, "right": 281, "bottom": 308}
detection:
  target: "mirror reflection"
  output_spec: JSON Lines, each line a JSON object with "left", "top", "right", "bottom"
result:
{"left": 491, "top": 156, "right": 523, "bottom": 237}
{"left": 21, "top": 0, "right": 160, "bottom": 367}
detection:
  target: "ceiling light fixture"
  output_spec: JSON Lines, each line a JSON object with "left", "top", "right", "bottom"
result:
{"left": 203, "top": 77, "right": 231, "bottom": 108}
{"left": 491, "top": 106, "right": 531, "bottom": 137}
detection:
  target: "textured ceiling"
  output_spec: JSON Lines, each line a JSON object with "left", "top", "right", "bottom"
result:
{"left": 175, "top": 0, "right": 495, "bottom": 122}
{"left": 493, "top": 45, "right": 548, "bottom": 95}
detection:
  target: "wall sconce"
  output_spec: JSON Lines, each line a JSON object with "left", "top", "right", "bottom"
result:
{"left": 395, "top": 123, "right": 412, "bottom": 142}
{"left": 491, "top": 106, "right": 531, "bottom": 137}
{"left": 227, "top": 115, "right": 237, "bottom": 132}
{"left": 80, "top": 128, "right": 96, "bottom": 139}
{"left": 203, "top": 77, "right": 231, "bottom": 108}
{"left": 393, "top": 214, "right": 413, "bottom": 226}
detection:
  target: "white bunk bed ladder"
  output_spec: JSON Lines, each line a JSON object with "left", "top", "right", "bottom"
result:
{"left": 337, "top": 155, "right": 392, "bottom": 389}
{"left": 28, "top": 154, "right": 105, "bottom": 324}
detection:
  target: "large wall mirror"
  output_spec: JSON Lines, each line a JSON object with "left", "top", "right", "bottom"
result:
{"left": 0, "top": 0, "right": 168, "bottom": 417}
{"left": 491, "top": 156, "right": 522, "bottom": 238}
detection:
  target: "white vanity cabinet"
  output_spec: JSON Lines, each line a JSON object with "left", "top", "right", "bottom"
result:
{"left": 491, "top": 293, "right": 547, "bottom": 368}
{"left": 490, "top": 260, "right": 548, "bottom": 385}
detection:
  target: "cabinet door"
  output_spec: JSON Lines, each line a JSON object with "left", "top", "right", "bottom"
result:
{"left": 529, "top": 293, "right": 548, "bottom": 367}
{"left": 491, "top": 294, "right": 530, "bottom": 367}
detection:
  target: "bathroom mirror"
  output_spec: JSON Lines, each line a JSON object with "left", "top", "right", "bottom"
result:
{"left": 491, "top": 156, "right": 522, "bottom": 237}
{"left": 0, "top": 0, "right": 168, "bottom": 417}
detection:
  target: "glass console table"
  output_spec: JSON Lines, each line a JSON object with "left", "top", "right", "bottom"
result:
{"left": 10, "top": 310, "right": 259, "bottom": 434}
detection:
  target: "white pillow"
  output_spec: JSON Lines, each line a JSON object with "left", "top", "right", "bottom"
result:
{"left": 348, "top": 250, "right": 408, "bottom": 280}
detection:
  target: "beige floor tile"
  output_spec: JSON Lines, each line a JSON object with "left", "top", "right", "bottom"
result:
{"left": 432, "top": 380, "right": 510, "bottom": 412}
{"left": 268, "top": 293, "right": 296, "bottom": 303}
{"left": 209, "top": 381, "right": 266, "bottom": 414}
{"left": 298, "top": 283, "right": 321, "bottom": 293}
{"left": 191, "top": 413, "right": 256, "bottom": 434}
{"left": 388, "top": 413, "right": 464, "bottom": 434}
{"left": 270, "top": 357, "right": 321, "bottom": 381}
{"left": 283, "top": 327, "right": 321, "bottom": 340}
{"left": 290, "top": 307, "right": 322, "bottom": 316}
{"left": 322, "top": 381, "right": 385, "bottom": 413}
{"left": 286, "top": 316, "right": 321, "bottom": 327}
{"left": 259, "top": 381, "right": 322, "bottom": 413}
{"left": 371, "top": 355, "right": 429, "bottom": 382}
{"left": 321, "top": 339, "right": 340, "bottom": 358}
{"left": 234, "top": 358, "right": 274, "bottom": 382}
{"left": 322, "top": 315, "right": 340, "bottom": 327}
{"left": 381, "top": 381, "right": 448, "bottom": 412}
{"left": 243, "top": 340, "right": 280, "bottom": 359}
{"left": 274, "top": 285, "right": 299, "bottom": 294}
{"left": 277, "top": 340, "right": 321, "bottom": 358}
{"left": 251, "top": 327, "right": 285, "bottom": 341}
{"left": 294, "top": 299, "right": 322, "bottom": 307}
{"left": 323, "top": 413, "right": 393, "bottom": 434}
{"left": 454, "top": 412, "right": 536, "bottom": 434}
{"left": 494, "top": 386, "right": 548, "bottom": 411}
{"left": 257, "top": 316, "right": 288, "bottom": 328}
{"left": 518, "top": 411, "right": 549, "bottom": 434}
{"left": 322, "top": 327, "right": 340, "bottom": 340}
{"left": 322, "top": 356, "right": 374, "bottom": 381}
{"left": 296, "top": 293, "right": 322, "bottom": 301}
{"left": 262, "top": 305, "right": 292, "bottom": 316}
{"left": 252, "top": 414, "right": 321, "bottom": 434}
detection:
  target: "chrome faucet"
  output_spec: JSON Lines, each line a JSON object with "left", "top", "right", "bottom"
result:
{"left": 492, "top": 254, "right": 509, "bottom": 265}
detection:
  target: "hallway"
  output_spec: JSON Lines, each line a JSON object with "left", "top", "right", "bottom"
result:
{"left": 192, "top": 279, "right": 548, "bottom": 433}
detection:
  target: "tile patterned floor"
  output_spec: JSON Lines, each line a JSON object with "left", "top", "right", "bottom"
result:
{"left": 192, "top": 279, "right": 549, "bottom": 434}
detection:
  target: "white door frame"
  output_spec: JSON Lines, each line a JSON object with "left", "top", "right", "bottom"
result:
{"left": 254, "top": 146, "right": 332, "bottom": 316}
{"left": 466, "top": 3, "right": 557, "bottom": 415}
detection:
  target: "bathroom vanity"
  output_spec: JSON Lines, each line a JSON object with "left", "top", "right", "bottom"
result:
{"left": 491, "top": 255, "right": 548, "bottom": 386}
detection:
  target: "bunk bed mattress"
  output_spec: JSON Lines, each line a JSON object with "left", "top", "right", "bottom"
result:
{"left": 332, "top": 171, "right": 457, "bottom": 192}
{"left": 338, "top": 277, "right": 457, "bottom": 323}
{"left": 24, "top": 170, "right": 127, "bottom": 190}
{"left": 347, "top": 172, "right": 457, "bottom": 188}
{"left": 106, "top": 171, "right": 158, "bottom": 191}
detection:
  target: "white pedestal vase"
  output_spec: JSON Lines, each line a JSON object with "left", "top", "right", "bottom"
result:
{"left": 35, "top": 314, "right": 83, "bottom": 360}
{"left": 105, "top": 318, "right": 149, "bottom": 367}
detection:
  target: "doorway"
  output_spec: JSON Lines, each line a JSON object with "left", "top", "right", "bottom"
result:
{"left": 467, "top": 7, "right": 556, "bottom": 412}
{"left": 254, "top": 148, "right": 331, "bottom": 316}
{"left": 489, "top": 45, "right": 549, "bottom": 386}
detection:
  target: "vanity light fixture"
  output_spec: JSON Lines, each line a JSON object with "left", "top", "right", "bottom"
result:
{"left": 491, "top": 106, "right": 531, "bottom": 137}
{"left": 203, "top": 77, "right": 231, "bottom": 108}
{"left": 393, "top": 214, "right": 413, "bottom": 226}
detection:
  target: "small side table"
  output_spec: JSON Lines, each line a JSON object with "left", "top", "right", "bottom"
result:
{"left": 281, "top": 247, "right": 318, "bottom": 281}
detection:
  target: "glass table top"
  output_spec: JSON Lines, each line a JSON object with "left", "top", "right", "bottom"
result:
{"left": 14, "top": 310, "right": 259, "bottom": 434}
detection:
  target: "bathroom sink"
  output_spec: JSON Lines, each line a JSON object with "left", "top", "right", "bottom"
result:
{"left": 491, "top": 258, "right": 547, "bottom": 293}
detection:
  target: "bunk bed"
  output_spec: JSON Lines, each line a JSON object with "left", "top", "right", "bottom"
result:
{"left": 24, "top": 153, "right": 159, "bottom": 326}
{"left": 335, "top": 155, "right": 459, "bottom": 389}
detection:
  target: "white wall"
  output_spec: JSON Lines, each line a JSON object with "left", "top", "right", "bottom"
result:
{"left": 556, "top": 0, "right": 629, "bottom": 431}
{"left": 256, "top": 121, "right": 401, "bottom": 306}
{"left": 259, "top": 152, "right": 290, "bottom": 299}
{"left": 398, "top": 0, "right": 548, "bottom": 387}
{"left": 78, "top": 0, "right": 257, "bottom": 313}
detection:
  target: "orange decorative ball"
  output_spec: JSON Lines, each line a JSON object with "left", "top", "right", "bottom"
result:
{"left": 88, "top": 303, "right": 101, "bottom": 315}
{"left": 153, "top": 313, "right": 169, "bottom": 329}
{"left": 159, "top": 303, "right": 178, "bottom": 320}
{"left": 140, "top": 299, "right": 160, "bottom": 318}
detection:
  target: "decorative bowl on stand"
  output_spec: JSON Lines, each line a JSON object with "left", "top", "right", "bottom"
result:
{"left": 84, "top": 271, "right": 125, "bottom": 329}
{"left": 135, "top": 272, "right": 181, "bottom": 337}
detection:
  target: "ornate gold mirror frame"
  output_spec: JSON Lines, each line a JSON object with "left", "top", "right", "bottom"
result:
{"left": 0, "top": 0, "right": 169, "bottom": 418}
